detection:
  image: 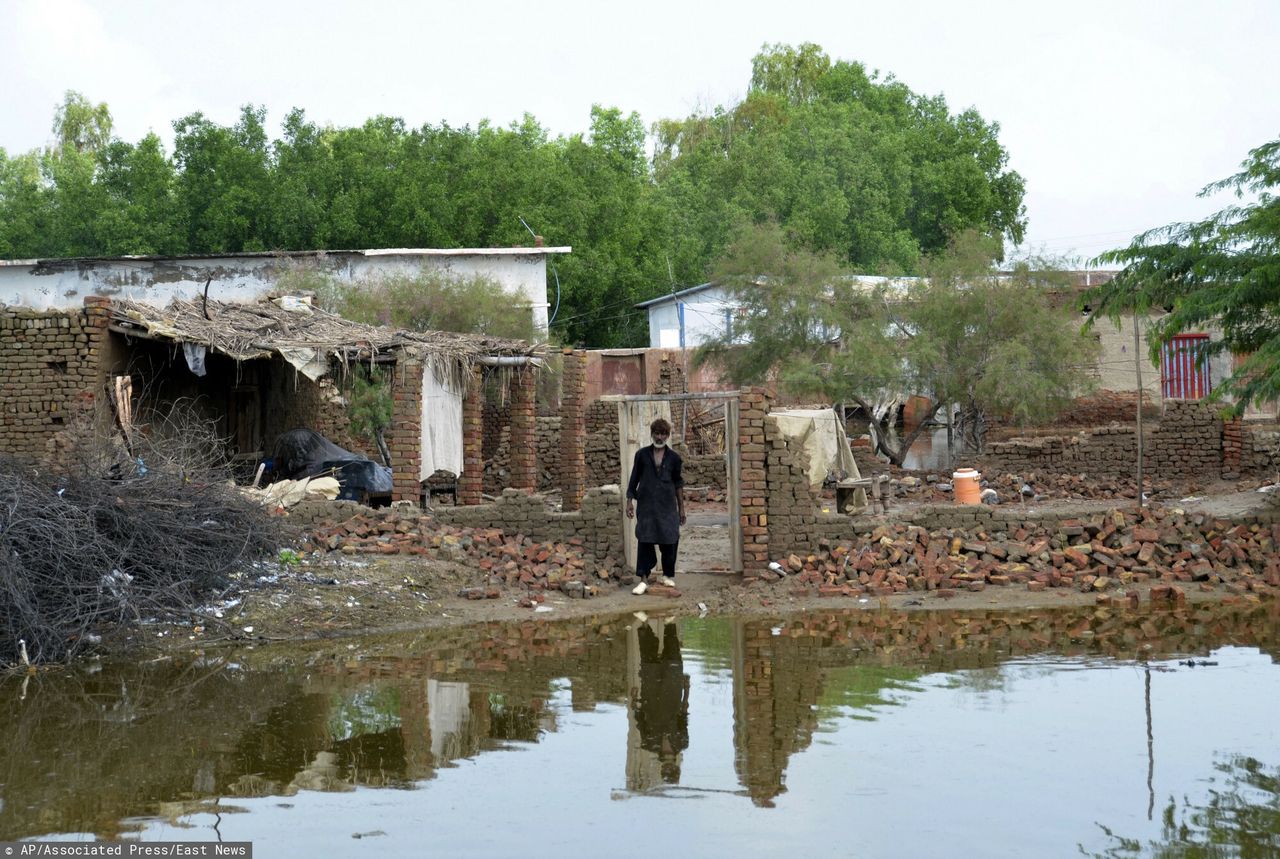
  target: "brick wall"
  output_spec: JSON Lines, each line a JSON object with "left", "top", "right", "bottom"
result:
{"left": 984, "top": 399, "right": 1226, "bottom": 479}
{"left": 486, "top": 416, "right": 562, "bottom": 493}
{"left": 1242, "top": 427, "right": 1280, "bottom": 475}
{"left": 459, "top": 365, "right": 484, "bottom": 505}
{"left": 508, "top": 365, "right": 537, "bottom": 492}
{"left": 738, "top": 387, "right": 770, "bottom": 575}
{"left": 482, "top": 402, "right": 510, "bottom": 461}
{"left": 435, "top": 486, "right": 624, "bottom": 570}
{"left": 0, "top": 301, "right": 107, "bottom": 460}
{"left": 682, "top": 454, "right": 728, "bottom": 490}
{"left": 559, "top": 348, "right": 586, "bottom": 510}
{"left": 388, "top": 361, "right": 423, "bottom": 502}
{"left": 586, "top": 399, "right": 620, "bottom": 487}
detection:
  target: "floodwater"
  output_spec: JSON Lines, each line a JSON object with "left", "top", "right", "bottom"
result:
{"left": 3, "top": 603, "right": 1278, "bottom": 858}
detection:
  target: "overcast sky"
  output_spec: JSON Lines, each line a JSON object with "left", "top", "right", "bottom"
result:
{"left": 3, "top": 0, "right": 1278, "bottom": 264}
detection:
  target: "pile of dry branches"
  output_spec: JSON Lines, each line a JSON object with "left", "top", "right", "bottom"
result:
{"left": 1, "top": 408, "right": 288, "bottom": 666}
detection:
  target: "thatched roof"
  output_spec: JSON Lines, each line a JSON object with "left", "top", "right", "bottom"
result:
{"left": 106, "top": 297, "right": 538, "bottom": 376}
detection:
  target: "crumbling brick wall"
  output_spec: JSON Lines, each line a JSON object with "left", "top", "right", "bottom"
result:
{"left": 486, "top": 416, "right": 562, "bottom": 493}
{"left": 763, "top": 414, "right": 852, "bottom": 561}
{"left": 1057, "top": 390, "right": 1160, "bottom": 426}
{"left": 435, "top": 486, "right": 624, "bottom": 571}
{"left": 1242, "top": 426, "right": 1280, "bottom": 475}
{"left": 586, "top": 400, "right": 620, "bottom": 487}
{"left": 984, "top": 400, "right": 1226, "bottom": 479}
{"left": 0, "top": 303, "right": 106, "bottom": 459}
{"left": 482, "top": 402, "right": 510, "bottom": 461}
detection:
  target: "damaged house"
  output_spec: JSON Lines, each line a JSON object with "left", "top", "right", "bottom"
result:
{"left": 0, "top": 248, "right": 565, "bottom": 506}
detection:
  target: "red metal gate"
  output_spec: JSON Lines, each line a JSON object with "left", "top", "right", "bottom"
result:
{"left": 1161, "top": 334, "right": 1211, "bottom": 399}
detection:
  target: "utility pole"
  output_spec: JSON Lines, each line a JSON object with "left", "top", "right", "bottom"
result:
{"left": 1134, "top": 317, "right": 1145, "bottom": 508}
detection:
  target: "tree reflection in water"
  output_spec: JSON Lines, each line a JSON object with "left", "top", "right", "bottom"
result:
{"left": 1092, "top": 755, "right": 1280, "bottom": 857}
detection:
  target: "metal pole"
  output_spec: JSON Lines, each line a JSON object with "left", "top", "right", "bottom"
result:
{"left": 1135, "top": 317, "right": 1145, "bottom": 508}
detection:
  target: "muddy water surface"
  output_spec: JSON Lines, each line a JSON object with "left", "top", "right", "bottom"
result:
{"left": 2, "top": 603, "right": 1278, "bottom": 857}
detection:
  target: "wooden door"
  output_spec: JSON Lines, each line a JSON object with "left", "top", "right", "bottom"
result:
{"left": 618, "top": 399, "right": 672, "bottom": 574}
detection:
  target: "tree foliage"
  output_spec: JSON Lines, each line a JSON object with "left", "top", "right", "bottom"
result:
{"left": 0, "top": 48, "right": 1026, "bottom": 347}
{"left": 700, "top": 225, "right": 1097, "bottom": 462}
{"left": 1087, "top": 137, "right": 1280, "bottom": 413}
{"left": 654, "top": 43, "right": 1026, "bottom": 275}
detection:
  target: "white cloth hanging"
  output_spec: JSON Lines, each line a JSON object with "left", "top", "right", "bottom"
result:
{"left": 420, "top": 364, "right": 464, "bottom": 480}
{"left": 182, "top": 342, "right": 207, "bottom": 377}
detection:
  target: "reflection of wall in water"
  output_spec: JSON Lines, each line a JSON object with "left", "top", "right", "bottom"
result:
{"left": 731, "top": 620, "right": 825, "bottom": 807}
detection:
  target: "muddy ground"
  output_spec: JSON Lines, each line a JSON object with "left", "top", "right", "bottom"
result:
{"left": 131, "top": 482, "right": 1278, "bottom": 654}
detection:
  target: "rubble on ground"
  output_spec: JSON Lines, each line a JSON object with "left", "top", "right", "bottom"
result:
{"left": 296, "top": 508, "right": 620, "bottom": 598}
{"left": 766, "top": 506, "right": 1279, "bottom": 602}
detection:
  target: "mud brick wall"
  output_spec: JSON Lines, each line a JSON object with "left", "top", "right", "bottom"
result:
{"left": 682, "top": 454, "right": 728, "bottom": 490}
{"left": 1057, "top": 390, "right": 1160, "bottom": 426}
{"left": 896, "top": 500, "right": 1280, "bottom": 536}
{"left": 1148, "top": 399, "right": 1222, "bottom": 474}
{"left": 0, "top": 302, "right": 107, "bottom": 459}
{"left": 1242, "top": 427, "right": 1280, "bottom": 475}
{"left": 486, "top": 416, "right": 562, "bottom": 494}
{"left": 584, "top": 396, "right": 625, "bottom": 486}
{"left": 482, "top": 402, "right": 510, "bottom": 461}
{"left": 1068, "top": 426, "right": 1140, "bottom": 476}
{"left": 435, "top": 486, "right": 624, "bottom": 570}
{"left": 559, "top": 349, "right": 587, "bottom": 510}
{"left": 985, "top": 400, "right": 1226, "bottom": 479}
{"left": 655, "top": 355, "right": 687, "bottom": 439}
{"left": 586, "top": 400, "right": 616, "bottom": 433}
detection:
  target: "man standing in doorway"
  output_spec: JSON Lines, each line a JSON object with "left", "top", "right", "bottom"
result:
{"left": 625, "top": 418, "right": 685, "bottom": 595}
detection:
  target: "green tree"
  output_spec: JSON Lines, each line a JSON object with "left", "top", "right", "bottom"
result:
{"left": 172, "top": 106, "right": 273, "bottom": 252}
{"left": 653, "top": 43, "right": 1026, "bottom": 279}
{"left": 95, "top": 133, "right": 182, "bottom": 255}
{"left": 1087, "top": 137, "right": 1280, "bottom": 412}
{"left": 699, "top": 224, "right": 1097, "bottom": 463}
{"left": 51, "top": 90, "right": 113, "bottom": 155}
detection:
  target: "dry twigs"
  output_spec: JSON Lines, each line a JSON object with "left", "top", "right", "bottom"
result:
{"left": 1, "top": 413, "right": 288, "bottom": 665}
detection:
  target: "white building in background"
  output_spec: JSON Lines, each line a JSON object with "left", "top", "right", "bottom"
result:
{"left": 636, "top": 282, "right": 736, "bottom": 350}
{"left": 636, "top": 276, "right": 911, "bottom": 350}
{"left": 0, "top": 246, "right": 571, "bottom": 336}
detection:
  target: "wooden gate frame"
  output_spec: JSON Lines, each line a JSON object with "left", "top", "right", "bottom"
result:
{"left": 603, "top": 392, "right": 743, "bottom": 575}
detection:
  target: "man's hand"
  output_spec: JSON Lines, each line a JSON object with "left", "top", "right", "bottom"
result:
{"left": 679, "top": 508, "right": 687, "bottom": 526}
{"left": 626, "top": 499, "right": 635, "bottom": 519}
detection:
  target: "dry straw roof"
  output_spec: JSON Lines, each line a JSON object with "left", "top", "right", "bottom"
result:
{"left": 107, "top": 297, "right": 537, "bottom": 367}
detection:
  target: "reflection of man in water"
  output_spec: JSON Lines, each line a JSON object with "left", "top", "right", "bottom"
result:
{"left": 631, "top": 619, "right": 690, "bottom": 784}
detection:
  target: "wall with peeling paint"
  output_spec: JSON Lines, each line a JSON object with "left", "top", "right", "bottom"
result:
{"left": 0, "top": 247, "right": 569, "bottom": 334}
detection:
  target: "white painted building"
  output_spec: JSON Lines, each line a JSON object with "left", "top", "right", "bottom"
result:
{"left": 0, "top": 246, "right": 571, "bottom": 336}
{"left": 637, "top": 282, "right": 737, "bottom": 349}
{"left": 636, "top": 276, "right": 912, "bottom": 349}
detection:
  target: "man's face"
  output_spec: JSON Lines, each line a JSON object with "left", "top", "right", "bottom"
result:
{"left": 652, "top": 430, "right": 669, "bottom": 447}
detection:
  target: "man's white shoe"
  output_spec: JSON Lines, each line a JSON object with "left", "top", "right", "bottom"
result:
{"left": 659, "top": 577, "right": 676, "bottom": 588}
{"left": 632, "top": 580, "right": 648, "bottom": 595}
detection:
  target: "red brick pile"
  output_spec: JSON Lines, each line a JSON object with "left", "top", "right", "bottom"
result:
{"left": 299, "top": 513, "right": 617, "bottom": 592}
{"left": 776, "top": 507, "right": 1280, "bottom": 601}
